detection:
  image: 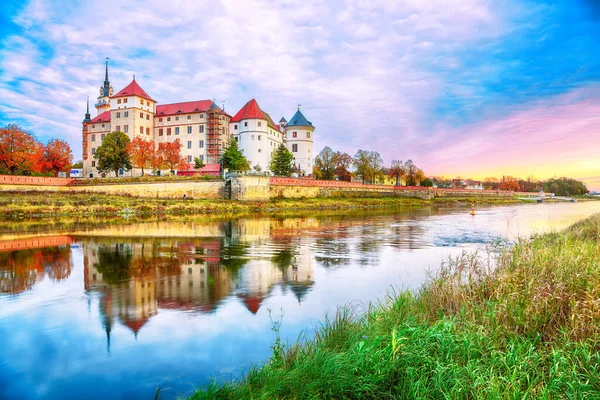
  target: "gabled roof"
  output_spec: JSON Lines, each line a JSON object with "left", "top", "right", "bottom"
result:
{"left": 231, "top": 99, "right": 278, "bottom": 130}
{"left": 89, "top": 111, "right": 111, "bottom": 124}
{"left": 156, "top": 100, "right": 213, "bottom": 117}
{"left": 111, "top": 79, "right": 155, "bottom": 102}
{"left": 286, "top": 109, "right": 313, "bottom": 128}
{"left": 279, "top": 117, "right": 287, "bottom": 123}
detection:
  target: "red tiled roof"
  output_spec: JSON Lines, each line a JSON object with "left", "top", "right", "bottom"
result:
{"left": 238, "top": 294, "right": 264, "bottom": 314}
{"left": 156, "top": 100, "right": 214, "bottom": 117}
{"left": 231, "top": 99, "right": 278, "bottom": 130}
{"left": 89, "top": 111, "right": 111, "bottom": 124}
{"left": 122, "top": 318, "right": 148, "bottom": 334}
{"left": 111, "top": 79, "right": 155, "bottom": 102}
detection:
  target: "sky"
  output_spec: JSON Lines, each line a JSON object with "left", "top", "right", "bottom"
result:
{"left": 0, "top": 0, "right": 598, "bottom": 189}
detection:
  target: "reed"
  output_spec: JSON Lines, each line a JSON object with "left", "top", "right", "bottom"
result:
{"left": 190, "top": 213, "right": 600, "bottom": 399}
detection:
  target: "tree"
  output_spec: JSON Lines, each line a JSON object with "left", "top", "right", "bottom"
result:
{"left": 72, "top": 160, "right": 83, "bottom": 169}
{"left": 0, "top": 124, "right": 39, "bottom": 174}
{"left": 334, "top": 152, "right": 353, "bottom": 181}
{"left": 415, "top": 169, "right": 426, "bottom": 185}
{"left": 499, "top": 176, "right": 520, "bottom": 191}
{"left": 94, "top": 131, "right": 131, "bottom": 177}
{"left": 126, "top": 137, "right": 155, "bottom": 176}
{"left": 38, "top": 138, "right": 73, "bottom": 176}
{"left": 194, "top": 156, "right": 205, "bottom": 169}
{"left": 221, "top": 139, "right": 250, "bottom": 172}
{"left": 314, "top": 146, "right": 336, "bottom": 180}
{"left": 353, "top": 150, "right": 383, "bottom": 184}
{"left": 157, "top": 139, "right": 188, "bottom": 175}
{"left": 388, "top": 160, "right": 406, "bottom": 186}
{"left": 404, "top": 160, "right": 424, "bottom": 186}
{"left": 270, "top": 144, "right": 294, "bottom": 176}
{"left": 543, "top": 177, "right": 587, "bottom": 196}
{"left": 483, "top": 177, "right": 499, "bottom": 190}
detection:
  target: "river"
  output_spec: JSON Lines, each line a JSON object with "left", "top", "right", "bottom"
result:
{"left": 1, "top": 202, "right": 600, "bottom": 399}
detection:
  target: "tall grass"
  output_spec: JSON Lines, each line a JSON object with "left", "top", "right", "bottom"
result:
{"left": 190, "top": 213, "right": 600, "bottom": 399}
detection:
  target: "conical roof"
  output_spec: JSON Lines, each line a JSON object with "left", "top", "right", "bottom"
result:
{"left": 112, "top": 78, "right": 155, "bottom": 102}
{"left": 286, "top": 109, "right": 313, "bottom": 127}
{"left": 231, "top": 99, "right": 278, "bottom": 129}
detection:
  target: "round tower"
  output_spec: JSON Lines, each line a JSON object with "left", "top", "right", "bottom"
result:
{"left": 284, "top": 106, "right": 314, "bottom": 176}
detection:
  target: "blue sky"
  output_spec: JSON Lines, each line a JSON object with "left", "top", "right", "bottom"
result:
{"left": 0, "top": 0, "right": 599, "bottom": 188}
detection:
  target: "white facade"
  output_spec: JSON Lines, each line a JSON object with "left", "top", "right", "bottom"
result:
{"left": 231, "top": 118, "right": 284, "bottom": 171}
{"left": 284, "top": 124, "right": 314, "bottom": 174}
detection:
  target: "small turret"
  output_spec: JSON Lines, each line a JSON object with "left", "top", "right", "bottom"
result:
{"left": 83, "top": 97, "right": 91, "bottom": 122}
{"left": 96, "top": 57, "right": 113, "bottom": 115}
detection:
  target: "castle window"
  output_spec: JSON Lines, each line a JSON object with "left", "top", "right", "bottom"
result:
{"left": 101, "top": 134, "right": 105, "bottom": 140}
{"left": 159, "top": 128, "right": 164, "bottom": 136}
{"left": 167, "top": 117, "right": 171, "bottom": 122}
{"left": 175, "top": 116, "right": 179, "bottom": 121}
{"left": 292, "top": 144, "right": 298, "bottom": 152}
{"left": 124, "top": 125, "right": 129, "bottom": 133}
{"left": 235, "top": 137, "right": 238, "bottom": 142}
{"left": 187, "top": 115, "right": 191, "bottom": 120}
{"left": 140, "top": 127, "right": 143, "bottom": 134}
{"left": 91, "top": 125, "right": 95, "bottom": 128}
{"left": 147, "top": 101, "right": 150, "bottom": 106}
{"left": 91, "top": 147, "right": 96, "bottom": 155}
{"left": 146, "top": 114, "right": 150, "bottom": 120}
{"left": 258, "top": 149, "right": 262, "bottom": 153}
{"left": 199, "top": 125, "right": 204, "bottom": 133}
{"left": 101, "top": 124, "right": 105, "bottom": 128}
{"left": 123, "top": 98, "right": 128, "bottom": 103}
{"left": 307, "top": 132, "right": 311, "bottom": 138}
{"left": 117, "top": 99, "right": 122, "bottom": 104}
{"left": 175, "top": 127, "right": 180, "bottom": 135}
{"left": 200, "top": 114, "right": 204, "bottom": 118}
{"left": 258, "top": 121, "right": 262, "bottom": 127}
{"left": 167, "top": 128, "right": 171, "bottom": 135}
{"left": 187, "top": 155, "right": 192, "bottom": 162}
{"left": 146, "top": 127, "right": 150, "bottom": 135}
{"left": 199, "top": 155, "right": 204, "bottom": 161}
{"left": 92, "top": 161, "right": 96, "bottom": 167}
{"left": 251, "top": 135, "right": 255, "bottom": 140}
{"left": 234, "top": 125, "right": 238, "bottom": 129}
{"left": 187, "top": 141, "right": 192, "bottom": 149}
{"left": 258, "top": 135, "right": 262, "bottom": 141}
{"left": 187, "top": 126, "right": 192, "bottom": 134}
{"left": 91, "top": 134, "right": 96, "bottom": 142}
{"left": 159, "top": 118, "right": 163, "bottom": 122}
{"left": 140, "top": 112, "right": 143, "bottom": 118}
{"left": 199, "top": 140, "right": 204, "bottom": 148}
{"left": 293, "top": 131, "right": 297, "bottom": 138}
{"left": 116, "top": 112, "right": 121, "bottom": 118}
{"left": 116, "top": 126, "right": 120, "bottom": 132}
{"left": 124, "top": 111, "right": 129, "bottom": 117}
{"left": 244, "top": 122, "right": 248, "bottom": 127}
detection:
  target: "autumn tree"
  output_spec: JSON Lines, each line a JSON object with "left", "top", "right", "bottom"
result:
{"left": 157, "top": 139, "right": 188, "bottom": 175}
{"left": 221, "top": 139, "right": 250, "bottom": 172}
{"left": 388, "top": 160, "right": 406, "bottom": 186}
{"left": 499, "top": 176, "right": 520, "bottom": 191}
{"left": 126, "top": 137, "right": 155, "bottom": 176}
{"left": 334, "top": 151, "right": 353, "bottom": 181}
{"left": 353, "top": 150, "right": 384, "bottom": 184}
{"left": 94, "top": 131, "right": 131, "bottom": 177}
{"left": 270, "top": 144, "right": 294, "bottom": 176}
{"left": 483, "top": 177, "right": 499, "bottom": 190}
{"left": 40, "top": 138, "right": 73, "bottom": 176}
{"left": 0, "top": 124, "right": 39, "bottom": 174}
{"left": 314, "top": 146, "right": 336, "bottom": 180}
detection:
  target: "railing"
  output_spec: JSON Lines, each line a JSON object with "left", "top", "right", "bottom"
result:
{"left": 0, "top": 175, "right": 73, "bottom": 186}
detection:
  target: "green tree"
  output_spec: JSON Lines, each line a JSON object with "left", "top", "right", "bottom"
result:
{"left": 353, "top": 150, "right": 384, "bottom": 184}
{"left": 194, "top": 156, "right": 205, "bottom": 169}
{"left": 221, "top": 139, "right": 250, "bottom": 172}
{"left": 270, "top": 144, "right": 294, "bottom": 176}
{"left": 314, "top": 146, "right": 336, "bottom": 180}
{"left": 94, "top": 131, "right": 131, "bottom": 177}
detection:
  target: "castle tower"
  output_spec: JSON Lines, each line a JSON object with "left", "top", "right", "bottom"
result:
{"left": 96, "top": 58, "right": 113, "bottom": 115}
{"left": 284, "top": 106, "right": 314, "bottom": 175}
{"left": 109, "top": 76, "right": 156, "bottom": 144}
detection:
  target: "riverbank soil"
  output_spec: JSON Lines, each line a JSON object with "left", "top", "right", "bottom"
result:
{"left": 0, "top": 191, "right": 520, "bottom": 220}
{"left": 191, "top": 213, "right": 600, "bottom": 399}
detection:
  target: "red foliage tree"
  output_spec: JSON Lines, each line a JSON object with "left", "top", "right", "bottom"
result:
{"left": 157, "top": 139, "right": 189, "bottom": 174}
{"left": 40, "top": 139, "right": 73, "bottom": 176}
{"left": 499, "top": 176, "right": 521, "bottom": 191}
{"left": 126, "top": 137, "right": 155, "bottom": 176}
{"left": 0, "top": 124, "right": 39, "bottom": 174}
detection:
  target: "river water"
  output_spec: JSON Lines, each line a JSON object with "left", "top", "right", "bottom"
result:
{"left": 1, "top": 202, "right": 600, "bottom": 399}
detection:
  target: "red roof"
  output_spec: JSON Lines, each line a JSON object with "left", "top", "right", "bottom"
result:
{"left": 238, "top": 294, "right": 264, "bottom": 314}
{"left": 111, "top": 79, "right": 155, "bottom": 102}
{"left": 122, "top": 318, "right": 149, "bottom": 334}
{"left": 156, "top": 100, "right": 214, "bottom": 117}
{"left": 89, "top": 111, "right": 111, "bottom": 123}
{"left": 231, "top": 99, "right": 278, "bottom": 130}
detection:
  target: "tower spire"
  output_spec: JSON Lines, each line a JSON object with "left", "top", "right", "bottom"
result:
{"left": 83, "top": 97, "right": 91, "bottom": 122}
{"left": 105, "top": 57, "right": 109, "bottom": 84}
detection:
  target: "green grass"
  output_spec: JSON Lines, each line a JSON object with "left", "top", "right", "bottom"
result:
{"left": 190, "top": 213, "right": 600, "bottom": 399}
{"left": 0, "top": 191, "right": 520, "bottom": 220}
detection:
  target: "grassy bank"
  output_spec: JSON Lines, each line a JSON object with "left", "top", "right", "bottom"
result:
{"left": 0, "top": 191, "right": 519, "bottom": 220}
{"left": 191, "top": 214, "right": 600, "bottom": 399}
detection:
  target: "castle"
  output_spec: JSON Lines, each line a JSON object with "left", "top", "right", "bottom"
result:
{"left": 82, "top": 61, "right": 314, "bottom": 177}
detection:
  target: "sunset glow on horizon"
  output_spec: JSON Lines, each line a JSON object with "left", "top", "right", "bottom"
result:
{"left": 0, "top": 0, "right": 598, "bottom": 189}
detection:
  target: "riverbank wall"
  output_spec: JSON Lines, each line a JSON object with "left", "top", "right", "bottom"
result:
{"left": 0, "top": 174, "right": 513, "bottom": 201}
